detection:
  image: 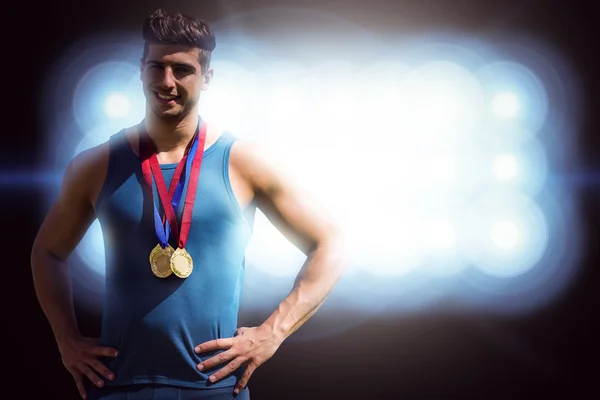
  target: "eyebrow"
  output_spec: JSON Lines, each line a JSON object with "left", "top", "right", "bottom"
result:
{"left": 146, "top": 60, "right": 197, "bottom": 71}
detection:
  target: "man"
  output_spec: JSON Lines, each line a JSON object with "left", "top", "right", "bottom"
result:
{"left": 31, "top": 8, "right": 346, "bottom": 400}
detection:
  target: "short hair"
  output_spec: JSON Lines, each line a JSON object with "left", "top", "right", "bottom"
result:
{"left": 142, "top": 9, "right": 216, "bottom": 73}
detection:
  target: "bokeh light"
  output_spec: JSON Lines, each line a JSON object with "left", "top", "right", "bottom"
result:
{"left": 35, "top": 9, "right": 583, "bottom": 342}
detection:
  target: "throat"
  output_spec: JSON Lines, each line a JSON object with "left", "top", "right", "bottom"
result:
{"left": 156, "top": 150, "right": 187, "bottom": 165}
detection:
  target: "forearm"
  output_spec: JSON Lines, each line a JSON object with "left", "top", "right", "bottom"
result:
{"left": 31, "top": 249, "right": 80, "bottom": 344}
{"left": 261, "top": 237, "right": 346, "bottom": 342}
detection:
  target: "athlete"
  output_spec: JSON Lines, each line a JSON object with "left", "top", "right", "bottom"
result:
{"left": 31, "top": 8, "right": 346, "bottom": 400}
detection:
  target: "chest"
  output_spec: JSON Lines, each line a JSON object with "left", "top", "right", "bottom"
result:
{"left": 98, "top": 157, "right": 245, "bottom": 238}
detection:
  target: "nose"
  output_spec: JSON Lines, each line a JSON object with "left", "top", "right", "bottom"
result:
{"left": 158, "top": 66, "right": 176, "bottom": 89}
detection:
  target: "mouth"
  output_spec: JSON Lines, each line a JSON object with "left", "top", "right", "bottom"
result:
{"left": 154, "top": 91, "right": 180, "bottom": 105}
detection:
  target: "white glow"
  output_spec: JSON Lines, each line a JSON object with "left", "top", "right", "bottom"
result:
{"left": 47, "top": 32, "right": 580, "bottom": 319}
{"left": 430, "top": 221, "right": 457, "bottom": 250}
{"left": 492, "top": 92, "right": 519, "bottom": 118}
{"left": 70, "top": 61, "right": 139, "bottom": 132}
{"left": 398, "top": 61, "right": 486, "bottom": 140}
{"left": 462, "top": 190, "right": 549, "bottom": 278}
{"left": 352, "top": 226, "right": 423, "bottom": 277}
{"left": 429, "top": 155, "right": 457, "bottom": 182}
{"left": 245, "top": 211, "right": 307, "bottom": 278}
{"left": 201, "top": 86, "right": 245, "bottom": 131}
{"left": 419, "top": 217, "right": 470, "bottom": 277}
{"left": 269, "top": 88, "right": 302, "bottom": 116}
{"left": 493, "top": 153, "right": 519, "bottom": 181}
{"left": 200, "top": 61, "right": 258, "bottom": 133}
{"left": 476, "top": 138, "right": 548, "bottom": 196}
{"left": 491, "top": 220, "right": 520, "bottom": 250}
{"left": 475, "top": 61, "right": 549, "bottom": 135}
{"left": 103, "top": 93, "right": 131, "bottom": 118}
{"left": 74, "top": 124, "right": 121, "bottom": 155}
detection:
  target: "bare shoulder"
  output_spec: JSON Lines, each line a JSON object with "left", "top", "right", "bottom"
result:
{"left": 229, "top": 138, "right": 341, "bottom": 254}
{"left": 63, "top": 140, "right": 110, "bottom": 207}
{"left": 229, "top": 139, "right": 292, "bottom": 195}
{"left": 123, "top": 125, "right": 141, "bottom": 156}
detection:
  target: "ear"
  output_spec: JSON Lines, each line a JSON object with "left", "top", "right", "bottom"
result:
{"left": 201, "top": 68, "right": 214, "bottom": 90}
{"left": 139, "top": 57, "right": 145, "bottom": 82}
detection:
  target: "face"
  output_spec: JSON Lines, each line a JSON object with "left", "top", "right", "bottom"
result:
{"left": 140, "top": 44, "right": 213, "bottom": 120}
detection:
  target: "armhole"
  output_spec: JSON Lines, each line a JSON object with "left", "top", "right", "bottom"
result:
{"left": 93, "top": 133, "right": 120, "bottom": 215}
{"left": 223, "top": 135, "right": 254, "bottom": 229}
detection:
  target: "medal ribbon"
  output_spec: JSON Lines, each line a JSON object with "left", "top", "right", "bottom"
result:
{"left": 140, "top": 135, "right": 171, "bottom": 249}
{"left": 140, "top": 127, "right": 191, "bottom": 249}
{"left": 140, "top": 120, "right": 207, "bottom": 250}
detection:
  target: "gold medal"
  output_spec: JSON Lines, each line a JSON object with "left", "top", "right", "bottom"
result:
{"left": 140, "top": 120, "right": 206, "bottom": 281}
{"left": 149, "top": 244, "right": 175, "bottom": 278}
{"left": 170, "top": 247, "right": 193, "bottom": 278}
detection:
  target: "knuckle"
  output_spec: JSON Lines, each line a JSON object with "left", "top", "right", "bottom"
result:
{"left": 68, "top": 362, "right": 82, "bottom": 372}
{"left": 82, "top": 357, "right": 95, "bottom": 367}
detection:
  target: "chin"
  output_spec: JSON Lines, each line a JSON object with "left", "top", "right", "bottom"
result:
{"left": 160, "top": 112, "right": 186, "bottom": 121}
{"left": 151, "top": 105, "right": 184, "bottom": 120}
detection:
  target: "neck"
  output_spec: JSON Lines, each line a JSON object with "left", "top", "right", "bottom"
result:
{"left": 143, "top": 108, "right": 199, "bottom": 152}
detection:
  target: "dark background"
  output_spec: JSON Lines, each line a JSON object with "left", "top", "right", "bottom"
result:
{"left": 5, "top": 0, "right": 599, "bottom": 398}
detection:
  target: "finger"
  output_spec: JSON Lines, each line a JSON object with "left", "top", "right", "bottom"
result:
{"left": 91, "top": 346, "right": 119, "bottom": 358}
{"left": 233, "top": 328, "right": 246, "bottom": 337}
{"left": 234, "top": 363, "right": 257, "bottom": 394}
{"left": 197, "top": 350, "right": 236, "bottom": 372}
{"left": 195, "top": 337, "right": 234, "bottom": 353}
{"left": 71, "top": 372, "right": 88, "bottom": 399}
{"left": 81, "top": 364, "right": 105, "bottom": 388}
{"left": 88, "top": 358, "right": 115, "bottom": 381}
{"left": 208, "top": 356, "right": 248, "bottom": 383}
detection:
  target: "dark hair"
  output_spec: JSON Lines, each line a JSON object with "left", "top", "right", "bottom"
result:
{"left": 142, "top": 9, "right": 216, "bottom": 73}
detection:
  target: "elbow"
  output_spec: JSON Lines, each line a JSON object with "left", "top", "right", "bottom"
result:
{"left": 30, "top": 239, "right": 43, "bottom": 269}
{"left": 321, "top": 230, "right": 350, "bottom": 276}
{"left": 31, "top": 239, "right": 64, "bottom": 271}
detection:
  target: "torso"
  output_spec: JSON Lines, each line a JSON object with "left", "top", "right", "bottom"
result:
{"left": 87, "top": 123, "right": 254, "bottom": 212}
{"left": 89, "top": 122, "right": 256, "bottom": 389}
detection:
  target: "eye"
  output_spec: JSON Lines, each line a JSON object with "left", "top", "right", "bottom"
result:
{"left": 174, "top": 66, "right": 193, "bottom": 75}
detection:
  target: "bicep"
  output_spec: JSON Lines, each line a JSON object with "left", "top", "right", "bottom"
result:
{"left": 32, "top": 159, "right": 97, "bottom": 261}
{"left": 238, "top": 143, "right": 339, "bottom": 255}
{"left": 255, "top": 185, "right": 324, "bottom": 255}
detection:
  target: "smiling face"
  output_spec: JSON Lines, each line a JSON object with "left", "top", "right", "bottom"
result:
{"left": 140, "top": 43, "right": 212, "bottom": 120}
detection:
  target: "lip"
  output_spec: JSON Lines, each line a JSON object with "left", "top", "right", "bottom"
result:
{"left": 154, "top": 91, "right": 180, "bottom": 105}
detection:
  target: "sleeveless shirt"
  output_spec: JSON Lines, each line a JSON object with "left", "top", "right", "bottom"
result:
{"left": 93, "top": 128, "right": 256, "bottom": 389}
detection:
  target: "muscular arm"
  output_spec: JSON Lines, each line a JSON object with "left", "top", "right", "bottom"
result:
{"left": 233, "top": 142, "right": 348, "bottom": 341}
{"left": 31, "top": 145, "right": 107, "bottom": 343}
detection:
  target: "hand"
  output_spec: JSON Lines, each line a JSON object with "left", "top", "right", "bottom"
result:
{"left": 57, "top": 335, "right": 119, "bottom": 399}
{"left": 195, "top": 326, "right": 282, "bottom": 394}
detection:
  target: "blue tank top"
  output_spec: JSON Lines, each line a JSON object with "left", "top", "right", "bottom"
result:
{"left": 94, "top": 128, "right": 256, "bottom": 389}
